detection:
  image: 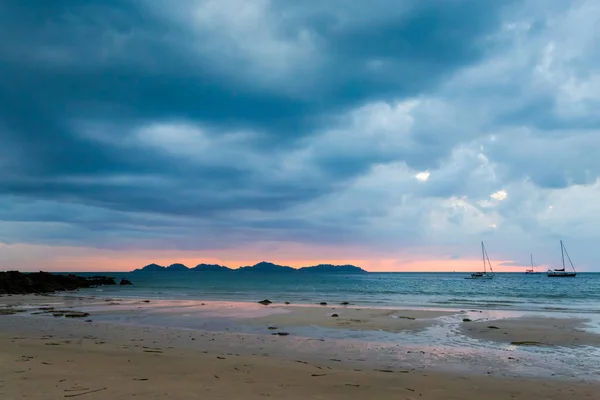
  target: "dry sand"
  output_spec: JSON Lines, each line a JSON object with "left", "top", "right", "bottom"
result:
{"left": 461, "top": 317, "right": 600, "bottom": 347}
{"left": 250, "top": 305, "right": 451, "bottom": 333}
{"left": 1, "top": 330, "right": 598, "bottom": 400}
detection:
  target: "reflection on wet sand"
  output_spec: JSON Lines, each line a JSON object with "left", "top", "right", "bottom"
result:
{"left": 2, "top": 295, "right": 600, "bottom": 382}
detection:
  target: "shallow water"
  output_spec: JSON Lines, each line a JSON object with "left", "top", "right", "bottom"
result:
{"left": 73, "top": 271, "right": 600, "bottom": 313}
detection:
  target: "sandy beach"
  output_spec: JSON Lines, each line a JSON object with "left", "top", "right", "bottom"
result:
{"left": 2, "top": 295, "right": 600, "bottom": 399}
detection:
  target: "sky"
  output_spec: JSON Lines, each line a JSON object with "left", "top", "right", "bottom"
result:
{"left": 1, "top": 0, "right": 599, "bottom": 272}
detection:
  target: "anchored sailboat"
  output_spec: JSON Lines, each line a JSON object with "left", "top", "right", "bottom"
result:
{"left": 547, "top": 241, "right": 577, "bottom": 277}
{"left": 468, "top": 241, "right": 495, "bottom": 279}
{"left": 525, "top": 254, "right": 540, "bottom": 274}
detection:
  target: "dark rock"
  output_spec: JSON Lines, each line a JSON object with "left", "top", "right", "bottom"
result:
{"left": 0, "top": 271, "right": 116, "bottom": 295}
{"left": 341, "top": 302, "right": 350, "bottom": 305}
{"left": 285, "top": 301, "right": 290, "bottom": 305}
{"left": 276, "top": 332, "right": 289, "bottom": 336}
{"left": 65, "top": 312, "right": 90, "bottom": 318}
{"left": 487, "top": 325, "right": 499, "bottom": 329}
{"left": 87, "top": 276, "right": 118, "bottom": 286}
{"left": 319, "top": 302, "right": 327, "bottom": 306}
{"left": 258, "top": 299, "right": 272, "bottom": 305}
{"left": 119, "top": 278, "right": 133, "bottom": 286}
{"left": 267, "top": 326, "right": 278, "bottom": 330}
{"left": 331, "top": 314, "right": 339, "bottom": 318}
{"left": 0, "top": 308, "right": 27, "bottom": 315}
{"left": 510, "top": 341, "right": 544, "bottom": 346}
{"left": 462, "top": 318, "right": 472, "bottom": 322}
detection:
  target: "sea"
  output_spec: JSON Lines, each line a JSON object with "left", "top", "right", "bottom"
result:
{"left": 73, "top": 272, "right": 600, "bottom": 314}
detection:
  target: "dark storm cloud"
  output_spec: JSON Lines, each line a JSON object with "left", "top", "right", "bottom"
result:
{"left": 5, "top": 0, "right": 598, "bottom": 261}
{"left": 0, "top": 0, "right": 510, "bottom": 222}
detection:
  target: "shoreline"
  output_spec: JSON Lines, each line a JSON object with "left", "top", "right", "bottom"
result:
{"left": 2, "top": 294, "right": 600, "bottom": 382}
{"left": 71, "top": 284, "right": 600, "bottom": 315}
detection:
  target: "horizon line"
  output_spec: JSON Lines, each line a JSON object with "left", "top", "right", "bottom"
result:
{"left": 11, "top": 270, "right": 595, "bottom": 274}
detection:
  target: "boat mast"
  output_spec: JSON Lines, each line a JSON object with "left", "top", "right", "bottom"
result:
{"left": 486, "top": 247, "right": 494, "bottom": 274}
{"left": 481, "top": 241, "right": 486, "bottom": 273}
{"left": 562, "top": 241, "right": 576, "bottom": 272}
{"left": 530, "top": 253, "right": 534, "bottom": 271}
{"left": 560, "top": 240, "right": 565, "bottom": 270}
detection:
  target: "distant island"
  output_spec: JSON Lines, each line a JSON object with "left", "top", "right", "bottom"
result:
{"left": 132, "top": 261, "right": 367, "bottom": 274}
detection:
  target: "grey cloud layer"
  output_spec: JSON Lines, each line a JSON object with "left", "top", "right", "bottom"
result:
{"left": 1, "top": 0, "right": 599, "bottom": 267}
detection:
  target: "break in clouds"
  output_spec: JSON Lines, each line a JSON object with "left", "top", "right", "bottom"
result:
{"left": 1, "top": 0, "right": 599, "bottom": 269}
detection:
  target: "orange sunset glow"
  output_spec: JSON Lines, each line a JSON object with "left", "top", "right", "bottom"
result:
{"left": 1, "top": 243, "right": 535, "bottom": 273}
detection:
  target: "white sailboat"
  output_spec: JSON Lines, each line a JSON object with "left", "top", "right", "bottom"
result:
{"left": 547, "top": 240, "right": 577, "bottom": 277}
{"left": 468, "top": 241, "right": 495, "bottom": 279}
{"left": 525, "top": 254, "right": 540, "bottom": 274}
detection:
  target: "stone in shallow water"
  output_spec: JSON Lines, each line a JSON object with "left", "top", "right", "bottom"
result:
{"left": 258, "top": 299, "right": 272, "bottom": 305}
{"left": 0, "top": 308, "right": 27, "bottom": 315}
{"left": 510, "top": 341, "right": 544, "bottom": 346}
{"left": 64, "top": 312, "right": 90, "bottom": 318}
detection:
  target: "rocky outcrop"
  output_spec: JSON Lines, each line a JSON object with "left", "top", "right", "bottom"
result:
{"left": 119, "top": 278, "right": 133, "bottom": 285}
{"left": 0, "top": 271, "right": 116, "bottom": 295}
{"left": 64, "top": 311, "right": 90, "bottom": 318}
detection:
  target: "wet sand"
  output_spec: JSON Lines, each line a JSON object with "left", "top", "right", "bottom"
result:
{"left": 2, "top": 295, "right": 600, "bottom": 399}
{"left": 461, "top": 317, "right": 600, "bottom": 347}
{"left": 250, "top": 305, "right": 451, "bottom": 333}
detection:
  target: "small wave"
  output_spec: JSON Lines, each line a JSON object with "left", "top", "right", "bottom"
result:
{"left": 442, "top": 298, "right": 523, "bottom": 304}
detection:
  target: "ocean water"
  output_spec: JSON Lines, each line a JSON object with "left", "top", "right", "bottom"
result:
{"left": 73, "top": 272, "right": 600, "bottom": 313}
